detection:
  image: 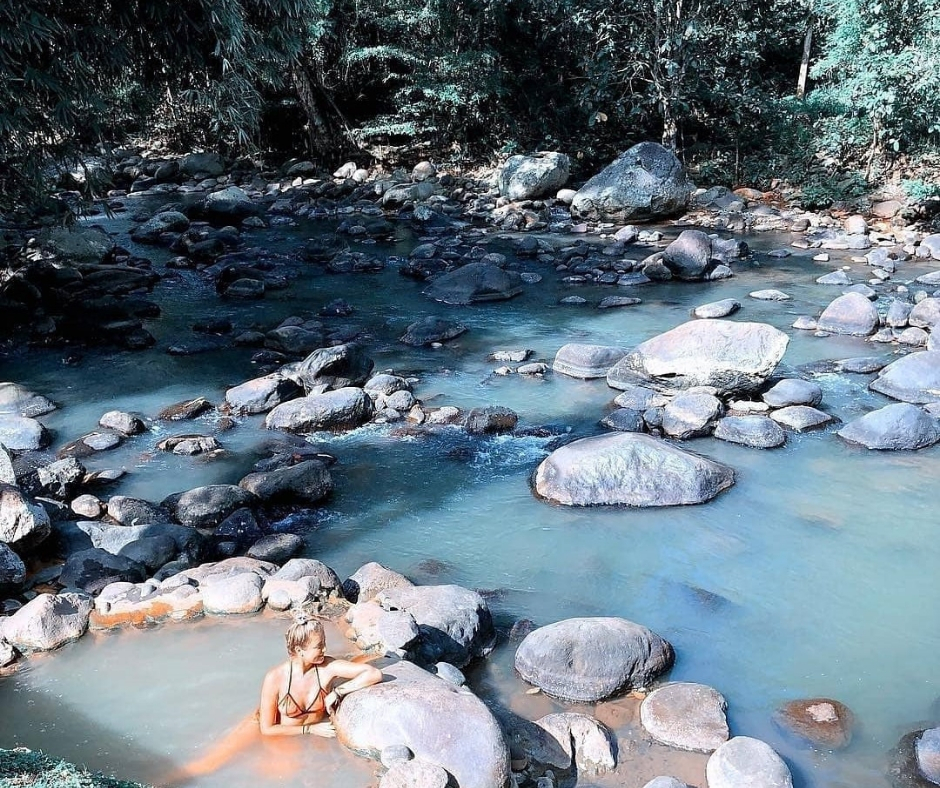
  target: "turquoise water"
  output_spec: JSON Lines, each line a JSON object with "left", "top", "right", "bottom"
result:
{"left": 1, "top": 207, "right": 937, "bottom": 787}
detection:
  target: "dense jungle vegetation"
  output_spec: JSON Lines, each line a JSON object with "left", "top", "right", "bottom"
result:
{"left": 2, "top": 0, "right": 939, "bottom": 213}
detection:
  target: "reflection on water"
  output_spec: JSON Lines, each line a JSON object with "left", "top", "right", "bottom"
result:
{"left": 2, "top": 211, "right": 940, "bottom": 787}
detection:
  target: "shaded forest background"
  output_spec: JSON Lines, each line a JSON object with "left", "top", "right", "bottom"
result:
{"left": 2, "top": 0, "right": 939, "bottom": 213}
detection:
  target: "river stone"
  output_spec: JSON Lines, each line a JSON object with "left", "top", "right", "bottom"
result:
{"left": 344, "top": 561, "right": 414, "bottom": 603}
{"left": 335, "top": 659, "right": 510, "bottom": 788}
{"left": 515, "top": 617, "right": 674, "bottom": 701}
{"left": 763, "top": 379, "right": 823, "bottom": 408}
{"left": 553, "top": 344, "right": 629, "bottom": 379}
{"left": 285, "top": 343, "right": 374, "bottom": 392}
{"left": 0, "top": 415, "right": 50, "bottom": 451}
{"left": 44, "top": 226, "right": 114, "bottom": 263}
{"left": 571, "top": 142, "right": 692, "bottom": 222}
{"left": 264, "top": 558, "right": 342, "bottom": 604}
{"left": 775, "top": 698, "right": 854, "bottom": 749}
{"left": 693, "top": 298, "right": 740, "bottom": 319}
{"left": 662, "top": 229, "right": 712, "bottom": 280}
{"left": 382, "top": 181, "right": 442, "bottom": 207}
{"left": 900, "top": 327, "right": 929, "bottom": 347}
{"left": 162, "top": 556, "right": 276, "bottom": 592}
{"left": 607, "top": 320, "right": 789, "bottom": 396}
{"left": 379, "top": 760, "right": 449, "bottom": 788}
{"left": 643, "top": 779, "right": 687, "bottom": 788}
{"left": 57, "top": 431, "right": 122, "bottom": 459}
{"left": 0, "top": 383, "right": 56, "bottom": 418}
{"left": 0, "top": 444, "right": 14, "bottom": 485}
{"left": 0, "top": 541, "right": 26, "bottom": 586}
{"left": 91, "top": 581, "right": 204, "bottom": 628}
{"left": 662, "top": 391, "right": 722, "bottom": 439}
{"left": 162, "top": 484, "right": 257, "bottom": 529}
{"left": 769, "top": 406, "right": 834, "bottom": 432}
{"left": 640, "top": 682, "right": 730, "bottom": 753}
{"left": 614, "top": 384, "right": 669, "bottom": 411}
{"left": 0, "top": 592, "right": 93, "bottom": 652}
{"left": 870, "top": 352, "right": 940, "bottom": 404}
{"left": 180, "top": 152, "right": 224, "bottom": 177}
{"left": 247, "top": 533, "right": 304, "bottom": 563}
{"left": 0, "top": 638, "right": 15, "bottom": 666}
{"left": 36, "top": 457, "right": 85, "bottom": 498}
{"left": 0, "top": 484, "right": 51, "bottom": 551}
{"left": 118, "top": 535, "right": 179, "bottom": 571}
{"left": 225, "top": 373, "right": 302, "bottom": 414}
{"left": 77, "top": 520, "right": 202, "bottom": 558}
{"left": 204, "top": 185, "right": 256, "bottom": 221}
{"left": 816, "top": 292, "right": 879, "bottom": 336}
{"left": 239, "top": 460, "right": 333, "bottom": 503}
{"left": 837, "top": 403, "right": 940, "bottom": 450}
{"left": 376, "top": 584, "right": 496, "bottom": 667}
{"left": 202, "top": 571, "right": 264, "bottom": 615}
{"left": 346, "top": 599, "right": 421, "bottom": 654}
{"left": 498, "top": 152, "right": 570, "bottom": 200}
{"left": 98, "top": 410, "right": 146, "bottom": 436}
{"left": 365, "top": 374, "right": 412, "bottom": 397}
{"left": 917, "top": 728, "right": 940, "bottom": 785}
{"left": 433, "top": 662, "right": 465, "bottom": 687}
{"left": 705, "top": 737, "right": 793, "bottom": 788}
{"left": 59, "top": 547, "right": 147, "bottom": 594}
{"left": 423, "top": 262, "right": 523, "bottom": 305}
{"left": 909, "top": 298, "right": 940, "bottom": 330}
{"left": 130, "top": 211, "right": 190, "bottom": 243}
{"left": 750, "top": 289, "right": 791, "bottom": 301}
{"left": 106, "top": 495, "right": 166, "bottom": 526}
{"left": 214, "top": 508, "right": 263, "bottom": 547}
{"left": 816, "top": 270, "right": 852, "bottom": 285}
{"left": 601, "top": 408, "right": 645, "bottom": 432}
{"left": 465, "top": 406, "right": 518, "bottom": 435}
{"left": 888, "top": 300, "right": 914, "bottom": 328}
{"left": 265, "top": 387, "right": 373, "bottom": 433}
{"left": 158, "top": 396, "right": 212, "bottom": 421}
{"left": 526, "top": 712, "right": 617, "bottom": 773}
{"left": 713, "top": 415, "right": 786, "bottom": 448}
{"left": 534, "top": 432, "right": 734, "bottom": 507}
{"left": 264, "top": 325, "right": 324, "bottom": 354}
{"left": 400, "top": 317, "right": 468, "bottom": 346}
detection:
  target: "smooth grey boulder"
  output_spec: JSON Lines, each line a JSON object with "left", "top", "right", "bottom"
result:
{"left": 0, "top": 484, "right": 51, "bottom": 551}
{"left": 643, "top": 779, "right": 687, "bottom": 788}
{"left": 816, "top": 292, "right": 879, "bottom": 336}
{"left": 265, "top": 387, "right": 373, "bottom": 433}
{"left": 770, "top": 406, "right": 834, "bottom": 432}
{"left": 400, "top": 317, "right": 468, "bottom": 346}
{"left": 179, "top": 152, "right": 224, "bottom": 176}
{"left": 423, "top": 262, "right": 523, "bottom": 305}
{"left": 640, "top": 682, "right": 729, "bottom": 753}
{"left": 0, "top": 443, "right": 14, "bottom": 485}
{"left": 518, "top": 712, "right": 617, "bottom": 773}
{"left": 335, "top": 659, "right": 510, "bottom": 788}
{"left": 465, "top": 406, "right": 518, "bottom": 435}
{"left": 571, "top": 142, "right": 692, "bottom": 222}
{"left": 376, "top": 584, "right": 496, "bottom": 668}
{"left": 514, "top": 617, "right": 674, "bottom": 701}
{"left": 871, "top": 352, "right": 940, "bottom": 404}
{"left": 203, "top": 186, "right": 256, "bottom": 221}
{"left": 344, "top": 561, "right": 414, "bottom": 603}
{"left": 608, "top": 320, "right": 789, "bottom": 396}
{"left": 106, "top": 496, "right": 166, "bottom": 526}
{"left": 59, "top": 547, "right": 147, "bottom": 594}
{"left": 705, "top": 737, "right": 793, "bottom": 788}
{"left": 118, "top": 535, "right": 179, "bottom": 571}
{"left": 379, "top": 760, "right": 449, "bottom": 788}
{"left": 346, "top": 599, "right": 421, "bottom": 655}
{"left": 365, "top": 374, "right": 412, "bottom": 397}
{"left": 262, "top": 558, "right": 343, "bottom": 610}
{"left": 0, "top": 541, "right": 26, "bottom": 586}
{"left": 816, "top": 270, "right": 852, "bottom": 285}
{"left": 202, "top": 572, "right": 264, "bottom": 615}
{"left": 775, "top": 698, "right": 854, "bottom": 749}
{"left": 498, "top": 152, "right": 570, "bottom": 200}
{"left": 0, "top": 415, "right": 50, "bottom": 451}
{"left": 837, "top": 403, "right": 940, "bottom": 450}
{"left": 238, "top": 460, "right": 333, "bottom": 503}
{"left": 129, "top": 211, "right": 190, "bottom": 243}
{"left": 0, "top": 592, "right": 93, "bottom": 652}
{"left": 763, "top": 379, "right": 823, "bottom": 408}
{"left": 909, "top": 298, "right": 940, "bottom": 330}
{"left": 887, "top": 300, "right": 914, "bottom": 328}
{"left": 382, "top": 181, "right": 442, "bottom": 207}
{"left": 534, "top": 432, "right": 734, "bottom": 507}
{"left": 553, "top": 344, "right": 629, "bottom": 379}
{"left": 76, "top": 521, "right": 202, "bottom": 562}
{"left": 917, "top": 728, "right": 940, "bottom": 785}
{"left": 0, "top": 383, "right": 56, "bottom": 417}
{"left": 662, "top": 229, "right": 712, "bottom": 280}
{"left": 98, "top": 410, "right": 146, "bottom": 435}
{"left": 713, "top": 415, "right": 786, "bottom": 448}
{"left": 285, "top": 343, "right": 374, "bottom": 393}
{"left": 157, "top": 434, "right": 220, "bottom": 456}
{"left": 662, "top": 391, "right": 722, "bottom": 439}
{"left": 162, "top": 484, "right": 257, "bottom": 529}
{"left": 225, "top": 373, "right": 302, "bottom": 414}
{"left": 247, "top": 533, "right": 304, "bottom": 563}
{"left": 693, "top": 298, "right": 740, "bottom": 319}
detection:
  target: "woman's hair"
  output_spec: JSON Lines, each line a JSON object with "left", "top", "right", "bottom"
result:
{"left": 285, "top": 609, "right": 325, "bottom": 655}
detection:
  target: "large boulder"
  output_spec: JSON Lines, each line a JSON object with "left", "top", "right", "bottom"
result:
{"left": 571, "top": 142, "right": 693, "bottom": 222}
{"left": 334, "top": 659, "right": 511, "bottom": 788}
{"left": 59, "top": 547, "right": 147, "bottom": 594}
{"left": 75, "top": 520, "right": 203, "bottom": 559}
{"left": 0, "top": 415, "right": 50, "bottom": 451}
{"left": 640, "top": 682, "right": 730, "bottom": 753}
{"left": 106, "top": 496, "right": 167, "bottom": 526}
{"left": 179, "top": 152, "right": 224, "bottom": 177}
{"left": 423, "top": 263, "right": 523, "bottom": 305}
{"left": 162, "top": 485, "right": 258, "bottom": 529}
{"left": 870, "top": 352, "right": 940, "bottom": 404}
{"left": 225, "top": 373, "right": 302, "bottom": 414}
{"left": 0, "top": 592, "right": 93, "bottom": 652}
{"left": 661, "top": 230, "right": 714, "bottom": 280}
{"left": 534, "top": 432, "right": 734, "bottom": 507}
{"left": 498, "top": 152, "right": 570, "bottom": 200}
{"left": 837, "top": 403, "right": 940, "bottom": 450}
{"left": 265, "top": 388, "right": 374, "bottom": 433}
{"left": 203, "top": 186, "right": 256, "bottom": 221}
{"left": 285, "top": 343, "right": 374, "bottom": 392}
{"left": 344, "top": 561, "right": 414, "bottom": 603}
{"left": 0, "top": 484, "right": 51, "bottom": 551}
{"left": 238, "top": 459, "right": 333, "bottom": 503}
{"left": 705, "top": 737, "right": 793, "bottom": 788}
{"left": 0, "top": 383, "right": 56, "bottom": 417}
{"left": 553, "top": 344, "right": 629, "bottom": 379}
{"left": 816, "top": 292, "right": 879, "bottom": 336}
{"left": 514, "top": 617, "right": 674, "bottom": 701}
{"left": 608, "top": 320, "right": 789, "bottom": 396}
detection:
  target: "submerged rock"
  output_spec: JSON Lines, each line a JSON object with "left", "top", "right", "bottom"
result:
{"left": 423, "top": 263, "right": 523, "bottom": 305}
{"left": 553, "top": 344, "right": 628, "bottom": 379}
{"left": 400, "top": 317, "right": 468, "bottom": 347}
{"left": 870, "top": 351, "right": 940, "bottom": 404}
{"left": 775, "top": 698, "right": 854, "bottom": 749}
{"left": 640, "top": 682, "right": 730, "bottom": 753}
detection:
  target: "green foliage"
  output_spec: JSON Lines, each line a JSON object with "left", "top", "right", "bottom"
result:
{"left": 0, "top": 748, "right": 150, "bottom": 788}
{"left": 903, "top": 179, "right": 940, "bottom": 202}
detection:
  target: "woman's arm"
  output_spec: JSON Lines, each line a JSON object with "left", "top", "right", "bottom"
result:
{"left": 323, "top": 661, "right": 383, "bottom": 713}
{"left": 258, "top": 668, "right": 335, "bottom": 737}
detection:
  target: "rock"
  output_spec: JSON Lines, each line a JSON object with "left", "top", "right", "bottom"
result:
{"left": 106, "top": 495, "right": 166, "bottom": 526}
{"left": 713, "top": 416, "right": 786, "bottom": 448}
{"left": 837, "top": 403, "right": 940, "bottom": 450}
{"left": 36, "top": 457, "right": 85, "bottom": 498}
{"left": 286, "top": 343, "right": 375, "bottom": 392}
{"left": 640, "top": 682, "right": 730, "bottom": 752}
{"left": 77, "top": 520, "right": 202, "bottom": 559}
{"left": 816, "top": 270, "right": 852, "bottom": 285}
{"left": 365, "top": 374, "right": 412, "bottom": 397}
{"left": 344, "top": 561, "right": 414, "bottom": 603}
{"left": 433, "top": 662, "right": 465, "bottom": 687}
{"left": 59, "top": 547, "right": 147, "bottom": 594}
{"left": 917, "top": 728, "right": 940, "bottom": 785}
{"left": 887, "top": 300, "right": 914, "bottom": 328}
{"left": 642, "top": 779, "right": 687, "bottom": 788}
{"left": 262, "top": 558, "right": 342, "bottom": 610}
{"left": 162, "top": 484, "right": 257, "bottom": 529}
{"left": 770, "top": 406, "right": 834, "bottom": 431}
{"left": 335, "top": 659, "right": 510, "bottom": 788}
{"left": 215, "top": 508, "right": 263, "bottom": 547}
{"left": 465, "top": 406, "right": 518, "bottom": 435}
{"left": 693, "top": 299, "right": 740, "bottom": 319}
{"left": 91, "top": 581, "right": 204, "bottom": 628}
{"left": 607, "top": 320, "right": 789, "bottom": 396}
{"left": 705, "top": 737, "right": 793, "bottom": 788}
{"left": 598, "top": 296, "right": 641, "bottom": 309}
{"left": 662, "top": 230, "right": 713, "bottom": 280}
{"left": 775, "top": 698, "right": 854, "bottom": 749}
{"left": 662, "top": 391, "right": 722, "bottom": 439}
{"left": 601, "top": 408, "right": 645, "bottom": 432}
{"left": 514, "top": 617, "right": 673, "bottom": 701}
{"left": 411, "top": 161, "right": 437, "bottom": 182}
{"left": 202, "top": 572, "right": 264, "bottom": 615}
{"left": 265, "top": 387, "right": 374, "bottom": 433}
{"left": 423, "top": 263, "right": 523, "bottom": 305}
{"left": 526, "top": 712, "right": 617, "bottom": 773}
{"left": 0, "top": 383, "right": 56, "bottom": 417}
{"left": 400, "top": 317, "right": 468, "bottom": 347}
{"left": 763, "top": 379, "right": 823, "bottom": 408}
{"left": 264, "top": 325, "right": 323, "bottom": 354}
{"left": 43, "top": 226, "right": 114, "bottom": 263}
{"left": 379, "top": 760, "right": 449, "bottom": 788}
{"left": 498, "top": 152, "right": 570, "bottom": 200}
{"left": 158, "top": 397, "right": 212, "bottom": 421}
{"left": 157, "top": 434, "right": 221, "bottom": 456}
{"left": 71, "top": 494, "right": 102, "bottom": 518}
{"left": 179, "top": 152, "right": 224, "bottom": 177}
{"left": 130, "top": 211, "right": 190, "bottom": 243}
{"left": 346, "top": 600, "right": 421, "bottom": 654}
{"left": 225, "top": 374, "right": 302, "bottom": 414}
{"left": 98, "top": 410, "right": 146, "bottom": 435}
{"left": 571, "top": 142, "right": 692, "bottom": 222}
{"left": 0, "top": 484, "right": 51, "bottom": 551}
{"left": 870, "top": 352, "right": 940, "bottom": 404}
{"left": 0, "top": 415, "right": 50, "bottom": 451}
{"left": 382, "top": 181, "right": 442, "bottom": 207}
{"left": 909, "top": 298, "right": 940, "bottom": 330}
{"left": 223, "top": 278, "right": 264, "bottom": 299}
{"left": 58, "top": 431, "right": 122, "bottom": 458}
{"left": 749, "top": 289, "right": 791, "bottom": 301}
{"left": 0, "top": 444, "right": 14, "bottom": 485}
{"left": 119, "top": 535, "right": 179, "bottom": 571}
{"left": 239, "top": 460, "right": 333, "bottom": 503}
{"left": 0, "top": 541, "right": 26, "bottom": 586}
{"left": 247, "top": 533, "right": 304, "bottom": 563}
{"left": 553, "top": 344, "right": 628, "bottom": 379}
{"left": 816, "top": 292, "right": 879, "bottom": 336}
{"left": 614, "top": 384, "right": 669, "bottom": 411}
{"left": 0, "top": 638, "right": 15, "bottom": 666}
{"left": 0, "top": 592, "right": 93, "bottom": 652}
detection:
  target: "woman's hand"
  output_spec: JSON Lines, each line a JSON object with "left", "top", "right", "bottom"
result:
{"left": 324, "top": 690, "right": 340, "bottom": 714}
{"left": 309, "top": 721, "right": 336, "bottom": 738}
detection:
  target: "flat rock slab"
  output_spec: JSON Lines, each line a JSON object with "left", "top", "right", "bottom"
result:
{"left": 837, "top": 403, "right": 940, "bottom": 450}
{"left": 693, "top": 299, "right": 740, "bottom": 319}
{"left": 553, "top": 344, "right": 628, "bottom": 379}
{"left": 870, "top": 351, "right": 940, "bottom": 404}
{"left": 713, "top": 415, "right": 786, "bottom": 448}
{"left": 423, "top": 262, "right": 523, "bottom": 305}
{"left": 706, "top": 737, "right": 793, "bottom": 788}
{"left": 640, "top": 682, "right": 729, "bottom": 752}
{"left": 534, "top": 432, "right": 734, "bottom": 507}
{"left": 514, "top": 616, "right": 674, "bottom": 701}
{"left": 769, "top": 406, "right": 834, "bottom": 432}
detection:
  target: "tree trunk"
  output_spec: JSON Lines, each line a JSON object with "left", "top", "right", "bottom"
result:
{"left": 797, "top": 19, "right": 813, "bottom": 100}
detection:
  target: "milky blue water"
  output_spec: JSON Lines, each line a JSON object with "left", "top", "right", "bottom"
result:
{"left": 1, "top": 206, "right": 938, "bottom": 788}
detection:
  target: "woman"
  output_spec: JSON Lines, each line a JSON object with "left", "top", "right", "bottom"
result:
{"left": 258, "top": 615, "right": 383, "bottom": 738}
